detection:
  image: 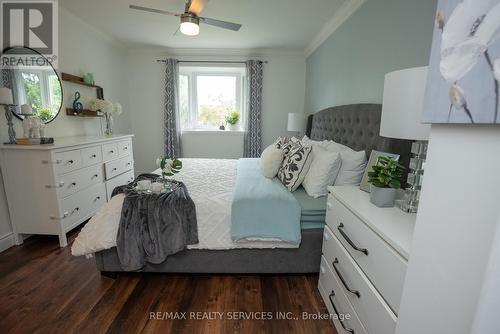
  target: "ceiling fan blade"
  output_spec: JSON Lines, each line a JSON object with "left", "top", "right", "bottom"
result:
{"left": 188, "top": 0, "right": 209, "bottom": 16}
{"left": 129, "top": 5, "right": 180, "bottom": 17}
{"left": 200, "top": 17, "right": 242, "bottom": 31}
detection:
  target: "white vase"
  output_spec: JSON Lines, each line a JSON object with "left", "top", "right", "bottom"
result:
{"left": 370, "top": 185, "right": 396, "bottom": 208}
{"left": 228, "top": 123, "right": 239, "bottom": 131}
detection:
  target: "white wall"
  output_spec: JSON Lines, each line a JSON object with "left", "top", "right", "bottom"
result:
{"left": 126, "top": 48, "right": 306, "bottom": 174}
{"left": 396, "top": 125, "right": 500, "bottom": 334}
{"left": 182, "top": 131, "right": 244, "bottom": 159}
{"left": 0, "top": 8, "right": 131, "bottom": 251}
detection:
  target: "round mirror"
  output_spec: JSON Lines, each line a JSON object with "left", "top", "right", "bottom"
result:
{"left": 1, "top": 46, "right": 63, "bottom": 123}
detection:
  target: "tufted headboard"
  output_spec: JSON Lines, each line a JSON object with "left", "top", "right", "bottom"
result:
{"left": 305, "top": 104, "right": 412, "bottom": 172}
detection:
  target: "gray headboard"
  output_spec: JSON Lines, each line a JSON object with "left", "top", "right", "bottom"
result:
{"left": 305, "top": 104, "right": 412, "bottom": 172}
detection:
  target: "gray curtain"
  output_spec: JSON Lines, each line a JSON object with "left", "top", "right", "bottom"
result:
{"left": 163, "top": 58, "right": 181, "bottom": 158}
{"left": 244, "top": 60, "right": 263, "bottom": 158}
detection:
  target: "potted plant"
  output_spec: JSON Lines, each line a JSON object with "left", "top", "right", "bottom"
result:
{"left": 225, "top": 111, "right": 240, "bottom": 130}
{"left": 367, "top": 156, "right": 405, "bottom": 208}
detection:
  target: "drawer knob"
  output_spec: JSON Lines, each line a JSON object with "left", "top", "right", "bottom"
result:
{"left": 94, "top": 196, "right": 101, "bottom": 202}
{"left": 71, "top": 207, "right": 80, "bottom": 215}
{"left": 112, "top": 167, "right": 117, "bottom": 171}
{"left": 67, "top": 160, "right": 74, "bottom": 165}
{"left": 92, "top": 174, "right": 99, "bottom": 179}
{"left": 70, "top": 182, "right": 77, "bottom": 187}
{"left": 91, "top": 154, "right": 97, "bottom": 158}
{"left": 50, "top": 212, "right": 69, "bottom": 220}
{"left": 109, "top": 150, "right": 114, "bottom": 154}
{"left": 124, "top": 147, "right": 128, "bottom": 150}
{"left": 332, "top": 258, "right": 360, "bottom": 298}
{"left": 328, "top": 290, "right": 355, "bottom": 334}
{"left": 327, "top": 202, "right": 332, "bottom": 210}
{"left": 45, "top": 181, "right": 64, "bottom": 189}
{"left": 337, "top": 223, "right": 369, "bottom": 256}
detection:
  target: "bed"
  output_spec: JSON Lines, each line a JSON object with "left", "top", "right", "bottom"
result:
{"left": 92, "top": 103, "right": 411, "bottom": 275}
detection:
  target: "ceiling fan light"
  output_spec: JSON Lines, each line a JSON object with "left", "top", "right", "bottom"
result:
{"left": 180, "top": 21, "right": 199, "bottom": 36}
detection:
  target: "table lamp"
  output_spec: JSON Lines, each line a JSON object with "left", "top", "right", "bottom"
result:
{"left": 0, "top": 87, "right": 16, "bottom": 144}
{"left": 380, "top": 66, "right": 431, "bottom": 213}
{"left": 287, "top": 113, "right": 303, "bottom": 138}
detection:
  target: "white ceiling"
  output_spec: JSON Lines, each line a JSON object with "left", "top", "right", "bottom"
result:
{"left": 60, "top": 0, "right": 348, "bottom": 51}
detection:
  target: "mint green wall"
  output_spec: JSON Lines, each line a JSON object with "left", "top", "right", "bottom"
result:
{"left": 305, "top": 0, "right": 437, "bottom": 113}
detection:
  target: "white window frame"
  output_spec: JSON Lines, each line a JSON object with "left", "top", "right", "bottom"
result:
{"left": 179, "top": 66, "right": 246, "bottom": 131}
{"left": 14, "top": 69, "right": 55, "bottom": 110}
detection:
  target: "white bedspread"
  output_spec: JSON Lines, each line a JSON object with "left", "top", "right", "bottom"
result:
{"left": 71, "top": 158, "right": 296, "bottom": 257}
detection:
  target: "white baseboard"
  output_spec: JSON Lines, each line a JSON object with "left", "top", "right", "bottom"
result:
{"left": 0, "top": 232, "right": 15, "bottom": 253}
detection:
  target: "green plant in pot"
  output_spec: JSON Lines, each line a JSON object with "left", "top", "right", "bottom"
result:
{"left": 367, "top": 156, "right": 405, "bottom": 208}
{"left": 225, "top": 111, "right": 240, "bottom": 130}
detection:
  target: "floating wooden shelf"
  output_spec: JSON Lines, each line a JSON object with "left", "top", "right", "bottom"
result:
{"left": 66, "top": 108, "right": 103, "bottom": 117}
{"left": 61, "top": 72, "right": 104, "bottom": 99}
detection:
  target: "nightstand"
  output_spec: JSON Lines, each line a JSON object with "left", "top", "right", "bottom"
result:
{"left": 318, "top": 186, "right": 416, "bottom": 334}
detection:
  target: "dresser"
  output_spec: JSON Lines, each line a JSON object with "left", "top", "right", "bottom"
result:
{"left": 0, "top": 135, "right": 135, "bottom": 247}
{"left": 318, "top": 186, "right": 416, "bottom": 334}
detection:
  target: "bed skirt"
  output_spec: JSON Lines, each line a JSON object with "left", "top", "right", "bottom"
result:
{"left": 94, "top": 228, "right": 323, "bottom": 274}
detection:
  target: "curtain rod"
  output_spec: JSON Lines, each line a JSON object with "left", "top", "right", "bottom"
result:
{"left": 156, "top": 60, "right": 268, "bottom": 64}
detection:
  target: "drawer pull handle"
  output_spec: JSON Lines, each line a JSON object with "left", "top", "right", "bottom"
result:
{"left": 332, "top": 258, "right": 360, "bottom": 298}
{"left": 71, "top": 207, "right": 80, "bottom": 215}
{"left": 328, "top": 290, "right": 355, "bottom": 334}
{"left": 42, "top": 159, "right": 62, "bottom": 165}
{"left": 50, "top": 212, "right": 69, "bottom": 220}
{"left": 45, "top": 181, "right": 64, "bottom": 189}
{"left": 338, "top": 223, "right": 368, "bottom": 256}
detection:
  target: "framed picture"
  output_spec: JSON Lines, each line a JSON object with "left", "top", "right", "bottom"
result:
{"left": 422, "top": 0, "right": 500, "bottom": 124}
{"left": 360, "top": 150, "right": 400, "bottom": 193}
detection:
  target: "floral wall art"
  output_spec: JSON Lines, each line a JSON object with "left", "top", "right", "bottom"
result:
{"left": 422, "top": 0, "right": 500, "bottom": 124}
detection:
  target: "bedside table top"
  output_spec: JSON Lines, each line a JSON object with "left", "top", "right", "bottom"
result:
{"left": 328, "top": 185, "right": 417, "bottom": 260}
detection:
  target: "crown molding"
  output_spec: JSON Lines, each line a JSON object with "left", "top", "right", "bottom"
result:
{"left": 127, "top": 47, "right": 305, "bottom": 58}
{"left": 305, "top": 0, "right": 366, "bottom": 58}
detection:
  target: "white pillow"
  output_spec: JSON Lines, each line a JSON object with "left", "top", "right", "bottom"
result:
{"left": 303, "top": 137, "right": 367, "bottom": 186}
{"left": 277, "top": 142, "right": 313, "bottom": 191}
{"left": 260, "top": 144, "right": 284, "bottom": 178}
{"left": 303, "top": 146, "right": 342, "bottom": 197}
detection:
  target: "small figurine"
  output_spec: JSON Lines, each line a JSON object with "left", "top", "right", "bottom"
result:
{"left": 72, "top": 92, "right": 83, "bottom": 114}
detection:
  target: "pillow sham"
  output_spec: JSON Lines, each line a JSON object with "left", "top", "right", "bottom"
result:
{"left": 302, "top": 136, "right": 367, "bottom": 186}
{"left": 277, "top": 142, "right": 313, "bottom": 191}
{"left": 302, "top": 146, "right": 342, "bottom": 197}
{"left": 260, "top": 144, "right": 284, "bottom": 178}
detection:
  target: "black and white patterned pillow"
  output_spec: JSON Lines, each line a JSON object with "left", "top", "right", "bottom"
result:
{"left": 277, "top": 142, "right": 313, "bottom": 191}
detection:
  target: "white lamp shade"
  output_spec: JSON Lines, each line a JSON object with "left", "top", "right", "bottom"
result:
{"left": 380, "top": 66, "right": 431, "bottom": 140}
{"left": 0, "top": 87, "right": 13, "bottom": 105}
{"left": 21, "top": 104, "right": 32, "bottom": 114}
{"left": 287, "top": 113, "right": 303, "bottom": 132}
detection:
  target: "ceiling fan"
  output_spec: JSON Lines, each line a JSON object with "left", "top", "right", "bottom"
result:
{"left": 129, "top": 0, "right": 242, "bottom": 36}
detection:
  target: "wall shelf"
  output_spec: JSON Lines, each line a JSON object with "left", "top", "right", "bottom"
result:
{"left": 61, "top": 72, "right": 104, "bottom": 99}
{"left": 65, "top": 108, "right": 103, "bottom": 117}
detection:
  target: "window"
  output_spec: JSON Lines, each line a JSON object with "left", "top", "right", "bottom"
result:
{"left": 14, "top": 69, "right": 62, "bottom": 122}
{"left": 179, "top": 66, "right": 245, "bottom": 131}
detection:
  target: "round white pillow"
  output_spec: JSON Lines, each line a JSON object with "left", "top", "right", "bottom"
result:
{"left": 260, "top": 144, "right": 284, "bottom": 178}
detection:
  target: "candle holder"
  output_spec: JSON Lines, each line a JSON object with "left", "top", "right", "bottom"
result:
{"left": 1, "top": 103, "right": 18, "bottom": 144}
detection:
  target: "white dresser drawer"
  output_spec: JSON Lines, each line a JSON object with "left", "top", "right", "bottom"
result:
{"left": 323, "top": 226, "right": 397, "bottom": 334}
{"left": 57, "top": 164, "right": 104, "bottom": 198}
{"left": 102, "top": 142, "right": 119, "bottom": 161}
{"left": 106, "top": 170, "right": 134, "bottom": 200}
{"left": 318, "top": 256, "right": 367, "bottom": 334}
{"left": 118, "top": 140, "right": 132, "bottom": 157}
{"left": 55, "top": 150, "right": 82, "bottom": 175}
{"left": 104, "top": 156, "right": 134, "bottom": 180}
{"left": 60, "top": 183, "right": 106, "bottom": 231}
{"left": 326, "top": 195, "right": 407, "bottom": 313}
{"left": 81, "top": 146, "right": 103, "bottom": 167}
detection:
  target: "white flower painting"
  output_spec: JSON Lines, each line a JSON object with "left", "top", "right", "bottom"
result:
{"left": 423, "top": 0, "right": 500, "bottom": 124}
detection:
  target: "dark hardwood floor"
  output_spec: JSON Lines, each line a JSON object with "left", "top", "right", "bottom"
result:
{"left": 0, "top": 230, "right": 337, "bottom": 334}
